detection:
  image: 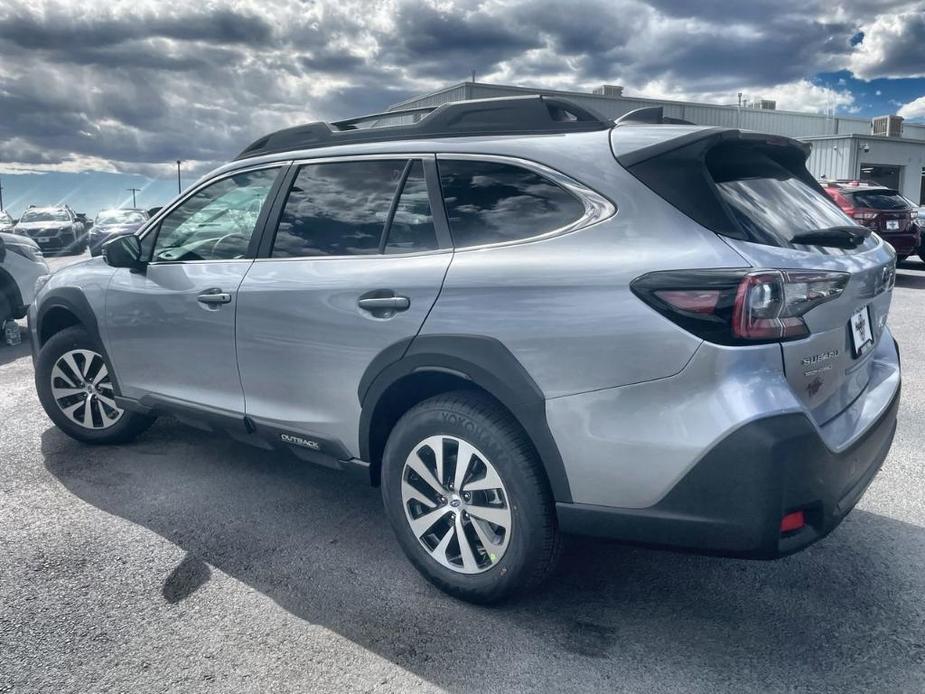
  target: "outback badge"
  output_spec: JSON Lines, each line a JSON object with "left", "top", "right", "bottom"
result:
{"left": 280, "top": 433, "right": 321, "bottom": 451}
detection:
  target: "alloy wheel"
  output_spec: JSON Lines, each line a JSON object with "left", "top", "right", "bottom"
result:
{"left": 401, "top": 435, "right": 512, "bottom": 574}
{"left": 50, "top": 349, "right": 123, "bottom": 430}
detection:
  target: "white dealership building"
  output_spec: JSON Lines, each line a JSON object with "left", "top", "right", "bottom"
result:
{"left": 392, "top": 82, "right": 925, "bottom": 204}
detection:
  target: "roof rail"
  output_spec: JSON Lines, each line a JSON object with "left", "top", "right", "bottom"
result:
{"left": 615, "top": 106, "right": 694, "bottom": 126}
{"left": 235, "top": 95, "right": 613, "bottom": 160}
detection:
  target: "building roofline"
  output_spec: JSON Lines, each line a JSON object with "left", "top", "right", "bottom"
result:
{"left": 800, "top": 133, "right": 925, "bottom": 145}
{"left": 389, "top": 80, "right": 896, "bottom": 127}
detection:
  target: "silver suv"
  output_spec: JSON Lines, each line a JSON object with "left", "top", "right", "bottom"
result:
{"left": 29, "top": 97, "right": 901, "bottom": 602}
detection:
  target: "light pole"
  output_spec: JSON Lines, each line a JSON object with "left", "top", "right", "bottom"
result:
{"left": 126, "top": 187, "right": 140, "bottom": 207}
{"left": 0, "top": 176, "right": 4, "bottom": 211}
{"left": 176, "top": 160, "right": 182, "bottom": 194}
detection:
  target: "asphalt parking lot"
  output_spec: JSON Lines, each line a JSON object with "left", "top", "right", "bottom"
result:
{"left": 1, "top": 251, "right": 924, "bottom": 693}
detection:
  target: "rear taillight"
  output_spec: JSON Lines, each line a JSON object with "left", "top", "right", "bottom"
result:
{"left": 632, "top": 269, "right": 849, "bottom": 345}
{"left": 847, "top": 209, "right": 878, "bottom": 221}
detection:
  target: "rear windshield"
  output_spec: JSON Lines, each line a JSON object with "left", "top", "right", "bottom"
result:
{"left": 844, "top": 190, "right": 909, "bottom": 210}
{"left": 709, "top": 150, "right": 854, "bottom": 245}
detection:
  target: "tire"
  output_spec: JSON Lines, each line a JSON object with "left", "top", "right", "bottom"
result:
{"left": 381, "top": 390, "right": 560, "bottom": 603}
{"left": 35, "top": 326, "right": 155, "bottom": 444}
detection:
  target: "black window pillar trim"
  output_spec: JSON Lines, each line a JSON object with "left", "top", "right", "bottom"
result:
{"left": 255, "top": 163, "right": 298, "bottom": 258}
{"left": 423, "top": 156, "right": 454, "bottom": 250}
{"left": 378, "top": 160, "right": 414, "bottom": 253}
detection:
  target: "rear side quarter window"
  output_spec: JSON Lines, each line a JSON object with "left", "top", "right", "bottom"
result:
{"left": 437, "top": 159, "right": 585, "bottom": 248}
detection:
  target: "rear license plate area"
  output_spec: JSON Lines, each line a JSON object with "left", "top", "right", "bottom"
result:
{"left": 850, "top": 306, "right": 873, "bottom": 358}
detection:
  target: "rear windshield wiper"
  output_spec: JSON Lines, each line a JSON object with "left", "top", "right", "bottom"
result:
{"left": 791, "top": 226, "right": 870, "bottom": 249}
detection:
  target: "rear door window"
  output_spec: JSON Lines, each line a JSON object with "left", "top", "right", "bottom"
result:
{"left": 438, "top": 159, "right": 584, "bottom": 248}
{"left": 845, "top": 190, "right": 910, "bottom": 210}
{"left": 272, "top": 160, "right": 407, "bottom": 257}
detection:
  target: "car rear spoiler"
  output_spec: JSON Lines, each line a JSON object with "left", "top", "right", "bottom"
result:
{"left": 616, "top": 128, "right": 812, "bottom": 168}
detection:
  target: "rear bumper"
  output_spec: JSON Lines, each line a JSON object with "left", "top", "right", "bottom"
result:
{"left": 880, "top": 231, "right": 919, "bottom": 255}
{"left": 557, "top": 377, "right": 899, "bottom": 559}
{"left": 31, "top": 232, "right": 78, "bottom": 252}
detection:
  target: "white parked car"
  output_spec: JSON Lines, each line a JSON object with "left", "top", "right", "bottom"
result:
{"left": 0, "top": 231, "right": 49, "bottom": 325}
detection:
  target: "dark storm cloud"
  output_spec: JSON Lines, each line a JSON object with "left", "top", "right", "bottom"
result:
{"left": 382, "top": 2, "right": 542, "bottom": 79}
{"left": 506, "top": 0, "right": 857, "bottom": 90}
{"left": 0, "top": 7, "right": 272, "bottom": 50}
{"left": 0, "top": 0, "right": 923, "bottom": 176}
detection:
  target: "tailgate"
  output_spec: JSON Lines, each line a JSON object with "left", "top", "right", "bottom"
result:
{"left": 722, "top": 236, "right": 896, "bottom": 426}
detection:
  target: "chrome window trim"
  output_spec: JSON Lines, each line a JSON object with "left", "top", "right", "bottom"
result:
{"left": 256, "top": 154, "right": 446, "bottom": 262}
{"left": 143, "top": 151, "right": 616, "bottom": 263}
{"left": 251, "top": 247, "right": 453, "bottom": 263}
{"left": 257, "top": 152, "right": 615, "bottom": 260}
{"left": 436, "top": 153, "right": 616, "bottom": 252}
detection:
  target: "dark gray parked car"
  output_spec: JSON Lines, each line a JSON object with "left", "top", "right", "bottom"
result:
{"left": 15, "top": 205, "right": 86, "bottom": 255}
{"left": 28, "top": 97, "right": 901, "bottom": 602}
{"left": 88, "top": 208, "right": 149, "bottom": 256}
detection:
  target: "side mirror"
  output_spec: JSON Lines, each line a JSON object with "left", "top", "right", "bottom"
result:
{"left": 102, "top": 234, "right": 144, "bottom": 270}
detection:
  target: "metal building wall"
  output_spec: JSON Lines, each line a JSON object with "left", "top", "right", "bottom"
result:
{"left": 805, "top": 137, "right": 855, "bottom": 181}
{"left": 391, "top": 81, "right": 925, "bottom": 143}
{"left": 804, "top": 135, "right": 925, "bottom": 201}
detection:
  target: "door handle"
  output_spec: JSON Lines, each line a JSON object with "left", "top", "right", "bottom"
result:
{"left": 357, "top": 292, "right": 411, "bottom": 319}
{"left": 357, "top": 296, "right": 410, "bottom": 311}
{"left": 197, "top": 289, "right": 232, "bottom": 305}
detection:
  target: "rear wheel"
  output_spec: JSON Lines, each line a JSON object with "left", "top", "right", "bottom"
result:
{"left": 35, "top": 326, "right": 155, "bottom": 443}
{"left": 381, "top": 391, "right": 560, "bottom": 603}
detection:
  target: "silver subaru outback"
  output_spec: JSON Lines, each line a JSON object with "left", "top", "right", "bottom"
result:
{"left": 29, "top": 96, "right": 901, "bottom": 603}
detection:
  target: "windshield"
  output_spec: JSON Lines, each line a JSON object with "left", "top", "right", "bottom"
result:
{"left": 96, "top": 210, "right": 146, "bottom": 225}
{"left": 20, "top": 209, "right": 70, "bottom": 223}
{"left": 845, "top": 190, "right": 910, "bottom": 210}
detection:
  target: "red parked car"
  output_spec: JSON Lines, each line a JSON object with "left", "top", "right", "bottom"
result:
{"left": 820, "top": 181, "right": 919, "bottom": 261}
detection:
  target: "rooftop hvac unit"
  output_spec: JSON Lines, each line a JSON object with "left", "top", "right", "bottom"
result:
{"left": 871, "top": 115, "right": 903, "bottom": 137}
{"left": 757, "top": 99, "right": 776, "bottom": 110}
{"left": 592, "top": 84, "right": 624, "bottom": 97}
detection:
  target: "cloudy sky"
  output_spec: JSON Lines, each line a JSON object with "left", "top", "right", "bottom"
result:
{"left": 1, "top": 0, "right": 924, "bottom": 215}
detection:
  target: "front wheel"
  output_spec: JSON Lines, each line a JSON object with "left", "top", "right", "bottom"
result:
{"left": 381, "top": 391, "right": 560, "bottom": 603}
{"left": 35, "top": 326, "right": 155, "bottom": 443}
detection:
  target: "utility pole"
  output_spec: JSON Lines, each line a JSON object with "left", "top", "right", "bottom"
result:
{"left": 126, "top": 187, "right": 140, "bottom": 208}
{"left": 0, "top": 176, "right": 4, "bottom": 211}
{"left": 176, "top": 160, "right": 182, "bottom": 194}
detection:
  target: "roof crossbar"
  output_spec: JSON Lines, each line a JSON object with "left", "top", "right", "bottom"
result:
{"left": 235, "top": 95, "right": 613, "bottom": 160}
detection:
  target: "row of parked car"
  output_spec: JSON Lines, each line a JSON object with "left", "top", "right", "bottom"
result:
{"left": 819, "top": 180, "right": 925, "bottom": 261}
{"left": 0, "top": 205, "right": 161, "bottom": 329}
{"left": 0, "top": 205, "right": 159, "bottom": 257}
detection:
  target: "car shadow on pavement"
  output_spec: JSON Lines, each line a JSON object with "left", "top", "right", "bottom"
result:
{"left": 895, "top": 271, "right": 925, "bottom": 289}
{"left": 41, "top": 420, "right": 925, "bottom": 692}
{"left": 0, "top": 326, "right": 30, "bottom": 367}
